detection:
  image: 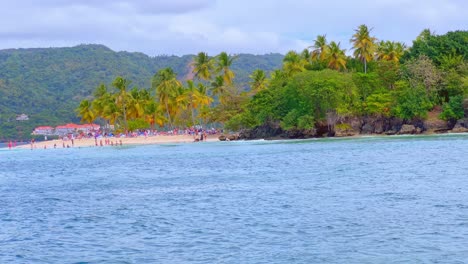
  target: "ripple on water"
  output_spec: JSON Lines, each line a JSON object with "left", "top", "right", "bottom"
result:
{"left": 1, "top": 134, "right": 468, "bottom": 263}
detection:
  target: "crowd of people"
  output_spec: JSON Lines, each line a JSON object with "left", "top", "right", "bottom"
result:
{"left": 74, "top": 127, "right": 220, "bottom": 142}
{"left": 8, "top": 126, "right": 221, "bottom": 150}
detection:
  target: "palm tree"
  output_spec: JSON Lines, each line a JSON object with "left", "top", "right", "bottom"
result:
{"left": 177, "top": 80, "right": 197, "bottom": 126}
{"left": 177, "top": 80, "right": 213, "bottom": 126}
{"left": 195, "top": 83, "right": 213, "bottom": 110}
{"left": 270, "top": 69, "right": 288, "bottom": 82}
{"left": 112, "top": 76, "right": 131, "bottom": 132}
{"left": 93, "top": 83, "right": 108, "bottom": 98}
{"left": 76, "top": 99, "right": 95, "bottom": 124}
{"left": 144, "top": 101, "right": 166, "bottom": 129}
{"left": 350, "top": 24, "right": 377, "bottom": 73}
{"left": 192, "top": 52, "right": 214, "bottom": 81}
{"left": 283, "top": 51, "right": 306, "bottom": 76}
{"left": 152, "top": 68, "right": 181, "bottom": 129}
{"left": 249, "top": 69, "right": 268, "bottom": 95}
{"left": 215, "top": 52, "right": 236, "bottom": 85}
{"left": 127, "top": 87, "right": 148, "bottom": 120}
{"left": 210, "top": 75, "right": 229, "bottom": 105}
{"left": 300, "top": 49, "right": 311, "bottom": 62}
{"left": 91, "top": 85, "right": 113, "bottom": 132}
{"left": 309, "top": 34, "right": 329, "bottom": 62}
{"left": 376, "top": 41, "right": 406, "bottom": 63}
{"left": 102, "top": 99, "right": 121, "bottom": 128}
{"left": 327, "top": 41, "right": 347, "bottom": 71}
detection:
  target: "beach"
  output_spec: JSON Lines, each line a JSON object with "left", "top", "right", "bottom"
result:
{"left": 14, "top": 134, "right": 220, "bottom": 149}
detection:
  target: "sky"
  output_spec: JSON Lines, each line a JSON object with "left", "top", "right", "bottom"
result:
{"left": 0, "top": 0, "right": 466, "bottom": 56}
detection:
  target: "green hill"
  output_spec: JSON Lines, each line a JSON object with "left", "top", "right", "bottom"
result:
{"left": 0, "top": 44, "right": 283, "bottom": 140}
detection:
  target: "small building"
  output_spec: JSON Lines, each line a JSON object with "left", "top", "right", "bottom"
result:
{"left": 33, "top": 126, "right": 54, "bottom": 135}
{"left": 16, "top": 114, "right": 29, "bottom": 121}
{"left": 55, "top": 123, "right": 80, "bottom": 135}
{"left": 55, "top": 123, "right": 101, "bottom": 135}
{"left": 77, "top": 124, "right": 101, "bottom": 134}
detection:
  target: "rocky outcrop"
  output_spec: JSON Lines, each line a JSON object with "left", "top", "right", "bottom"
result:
{"left": 338, "top": 116, "right": 404, "bottom": 135}
{"left": 219, "top": 134, "right": 240, "bottom": 141}
{"left": 398, "top": 124, "right": 416, "bottom": 134}
{"left": 235, "top": 115, "right": 457, "bottom": 141}
{"left": 450, "top": 118, "right": 468, "bottom": 133}
{"left": 334, "top": 123, "right": 357, "bottom": 137}
{"left": 238, "top": 122, "right": 283, "bottom": 140}
{"left": 284, "top": 128, "right": 317, "bottom": 138}
{"left": 424, "top": 119, "right": 450, "bottom": 133}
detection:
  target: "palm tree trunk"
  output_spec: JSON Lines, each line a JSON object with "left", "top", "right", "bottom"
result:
{"left": 364, "top": 60, "right": 367, "bottom": 74}
{"left": 164, "top": 99, "right": 173, "bottom": 130}
{"left": 123, "top": 105, "right": 128, "bottom": 134}
{"left": 191, "top": 106, "right": 196, "bottom": 127}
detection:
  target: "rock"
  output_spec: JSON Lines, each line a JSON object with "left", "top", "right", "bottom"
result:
{"left": 398, "top": 124, "right": 416, "bottom": 134}
{"left": 227, "top": 134, "right": 238, "bottom": 141}
{"left": 450, "top": 118, "right": 468, "bottom": 133}
{"left": 374, "top": 120, "right": 384, "bottom": 134}
{"left": 424, "top": 119, "right": 449, "bottom": 133}
{"left": 238, "top": 129, "right": 251, "bottom": 139}
{"left": 315, "top": 122, "right": 331, "bottom": 137}
{"left": 410, "top": 118, "right": 425, "bottom": 133}
{"left": 385, "top": 130, "right": 397, "bottom": 135}
{"left": 302, "top": 128, "right": 318, "bottom": 138}
{"left": 285, "top": 128, "right": 302, "bottom": 138}
{"left": 454, "top": 118, "right": 468, "bottom": 129}
{"left": 218, "top": 135, "right": 227, "bottom": 141}
{"left": 348, "top": 117, "right": 363, "bottom": 132}
{"left": 334, "top": 123, "right": 357, "bottom": 137}
{"left": 451, "top": 127, "right": 468, "bottom": 133}
{"left": 238, "top": 122, "right": 283, "bottom": 140}
{"left": 361, "top": 123, "right": 374, "bottom": 134}
{"left": 388, "top": 117, "right": 404, "bottom": 132}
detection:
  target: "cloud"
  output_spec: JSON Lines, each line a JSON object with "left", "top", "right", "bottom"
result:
{"left": 21, "top": 0, "right": 216, "bottom": 14}
{"left": 0, "top": 0, "right": 466, "bottom": 55}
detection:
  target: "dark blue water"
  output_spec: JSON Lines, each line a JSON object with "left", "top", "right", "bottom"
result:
{"left": 1, "top": 134, "right": 468, "bottom": 263}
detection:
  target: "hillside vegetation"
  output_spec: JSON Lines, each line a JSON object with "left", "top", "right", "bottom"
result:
{"left": 75, "top": 28, "right": 468, "bottom": 139}
{"left": 0, "top": 45, "right": 283, "bottom": 139}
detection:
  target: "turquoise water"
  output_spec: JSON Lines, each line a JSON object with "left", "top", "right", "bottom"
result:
{"left": 1, "top": 134, "right": 468, "bottom": 263}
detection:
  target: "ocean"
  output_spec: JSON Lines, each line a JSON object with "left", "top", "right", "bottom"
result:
{"left": 1, "top": 134, "right": 467, "bottom": 263}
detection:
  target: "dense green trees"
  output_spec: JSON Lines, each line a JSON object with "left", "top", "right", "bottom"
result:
{"left": 0, "top": 45, "right": 282, "bottom": 139}
{"left": 223, "top": 28, "right": 467, "bottom": 133}
{"left": 67, "top": 28, "right": 464, "bottom": 135}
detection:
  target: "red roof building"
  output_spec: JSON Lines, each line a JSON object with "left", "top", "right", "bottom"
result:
{"left": 33, "top": 126, "right": 54, "bottom": 135}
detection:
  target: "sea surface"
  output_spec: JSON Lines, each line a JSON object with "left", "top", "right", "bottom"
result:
{"left": 1, "top": 134, "right": 468, "bottom": 263}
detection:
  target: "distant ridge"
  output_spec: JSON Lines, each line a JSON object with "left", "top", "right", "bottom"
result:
{"left": 0, "top": 44, "right": 284, "bottom": 139}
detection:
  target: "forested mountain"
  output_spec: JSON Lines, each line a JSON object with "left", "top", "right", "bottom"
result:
{"left": 0, "top": 44, "right": 283, "bottom": 139}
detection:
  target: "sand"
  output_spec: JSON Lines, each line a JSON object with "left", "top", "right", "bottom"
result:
{"left": 16, "top": 134, "right": 220, "bottom": 149}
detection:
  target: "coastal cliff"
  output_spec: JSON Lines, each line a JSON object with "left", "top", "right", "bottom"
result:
{"left": 237, "top": 111, "right": 468, "bottom": 140}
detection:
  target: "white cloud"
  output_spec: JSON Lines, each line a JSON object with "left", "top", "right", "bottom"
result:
{"left": 0, "top": 0, "right": 466, "bottom": 55}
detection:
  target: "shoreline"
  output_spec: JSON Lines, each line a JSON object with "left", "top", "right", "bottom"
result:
{"left": 11, "top": 134, "right": 220, "bottom": 150}
{"left": 4, "top": 131, "right": 468, "bottom": 150}
{"left": 236, "top": 130, "right": 468, "bottom": 141}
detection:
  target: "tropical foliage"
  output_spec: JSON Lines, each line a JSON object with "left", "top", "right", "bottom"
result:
{"left": 68, "top": 28, "right": 464, "bottom": 135}
{"left": 0, "top": 45, "right": 282, "bottom": 139}
{"left": 0, "top": 27, "right": 466, "bottom": 140}
{"left": 70, "top": 28, "right": 468, "bottom": 136}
